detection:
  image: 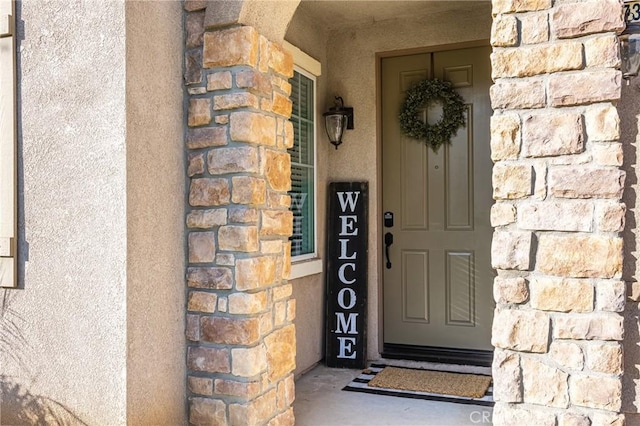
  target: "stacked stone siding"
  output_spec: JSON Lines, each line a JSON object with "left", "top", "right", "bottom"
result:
{"left": 184, "top": 3, "right": 296, "bottom": 425}
{"left": 490, "top": 0, "right": 626, "bottom": 424}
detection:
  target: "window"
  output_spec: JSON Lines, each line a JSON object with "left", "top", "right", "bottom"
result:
{"left": 284, "top": 41, "right": 323, "bottom": 279}
{"left": 289, "top": 69, "right": 316, "bottom": 260}
{"left": 0, "top": 0, "right": 17, "bottom": 287}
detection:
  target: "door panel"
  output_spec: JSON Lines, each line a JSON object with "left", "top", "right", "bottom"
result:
{"left": 445, "top": 108, "right": 473, "bottom": 230}
{"left": 402, "top": 250, "right": 429, "bottom": 322}
{"left": 382, "top": 47, "right": 494, "bottom": 351}
{"left": 401, "top": 137, "right": 428, "bottom": 230}
{"left": 446, "top": 250, "right": 474, "bottom": 325}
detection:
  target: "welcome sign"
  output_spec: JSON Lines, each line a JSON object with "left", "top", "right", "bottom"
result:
{"left": 325, "top": 182, "right": 368, "bottom": 369}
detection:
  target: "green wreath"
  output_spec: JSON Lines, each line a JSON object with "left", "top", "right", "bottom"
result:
{"left": 399, "top": 79, "right": 466, "bottom": 152}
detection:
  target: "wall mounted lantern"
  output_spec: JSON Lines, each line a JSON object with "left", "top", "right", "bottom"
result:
{"left": 622, "top": 1, "right": 640, "bottom": 80}
{"left": 323, "top": 96, "right": 354, "bottom": 149}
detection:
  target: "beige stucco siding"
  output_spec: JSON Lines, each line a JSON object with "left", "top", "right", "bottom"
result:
{"left": 125, "top": 1, "right": 185, "bottom": 424}
{"left": 2, "top": 0, "right": 129, "bottom": 423}
{"left": 621, "top": 75, "right": 640, "bottom": 420}
{"left": 0, "top": 1, "right": 184, "bottom": 424}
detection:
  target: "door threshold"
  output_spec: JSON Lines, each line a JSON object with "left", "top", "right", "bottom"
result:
{"left": 382, "top": 344, "right": 493, "bottom": 367}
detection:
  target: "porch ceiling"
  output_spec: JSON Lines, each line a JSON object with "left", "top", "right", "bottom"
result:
{"left": 296, "top": 0, "right": 492, "bottom": 31}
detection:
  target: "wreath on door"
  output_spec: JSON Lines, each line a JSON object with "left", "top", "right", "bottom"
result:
{"left": 398, "top": 79, "right": 466, "bottom": 153}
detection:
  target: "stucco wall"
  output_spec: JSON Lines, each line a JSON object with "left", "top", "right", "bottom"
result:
{"left": 1, "top": 1, "right": 128, "bottom": 423}
{"left": 622, "top": 75, "right": 640, "bottom": 422}
{"left": 325, "top": 5, "right": 493, "bottom": 360}
{"left": 125, "top": 1, "right": 185, "bottom": 424}
{"left": 0, "top": 1, "right": 184, "bottom": 424}
{"left": 285, "top": 8, "right": 330, "bottom": 376}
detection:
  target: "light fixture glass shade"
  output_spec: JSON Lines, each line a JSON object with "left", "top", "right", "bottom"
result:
{"left": 621, "top": 33, "right": 640, "bottom": 79}
{"left": 324, "top": 113, "right": 348, "bottom": 149}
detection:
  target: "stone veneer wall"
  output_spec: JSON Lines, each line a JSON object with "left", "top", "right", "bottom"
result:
{"left": 183, "top": 3, "right": 297, "bottom": 425}
{"left": 490, "top": 0, "right": 627, "bottom": 424}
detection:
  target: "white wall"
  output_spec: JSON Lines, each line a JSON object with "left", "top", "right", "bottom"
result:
{"left": 0, "top": 1, "right": 184, "bottom": 424}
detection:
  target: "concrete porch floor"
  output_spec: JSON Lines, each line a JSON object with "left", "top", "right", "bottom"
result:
{"left": 293, "top": 361, "right": 493, "bottom": 426}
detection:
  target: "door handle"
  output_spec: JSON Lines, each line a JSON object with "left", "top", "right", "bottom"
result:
{"left": 384, "top": 232, "right": 394, "bottom": 269}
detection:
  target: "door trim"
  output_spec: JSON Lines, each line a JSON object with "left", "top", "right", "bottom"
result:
{"left": 376, "top": 39, "right": 490, "bottom": 60}
{"left": 375, "top": 40, "right": 492, "bottom": 359}
{"left": 382, "top": 344, "right": 493, "bottom": 367}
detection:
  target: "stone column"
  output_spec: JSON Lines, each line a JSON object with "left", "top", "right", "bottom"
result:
{"left": 490, "top": 0, "right": 626, "bottom": 424}
{"left": 184, "top": 4, "right": 296, "bottom": 425}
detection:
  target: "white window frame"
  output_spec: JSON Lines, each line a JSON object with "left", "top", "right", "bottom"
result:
{"left": 284, "top": 41, "right": 323, "bottom": 280}
{"left": 0, "top": 0, "right": 17, "bottom": 288}
{"left": 289, "top": 67, "right": 317, "bottom": 262}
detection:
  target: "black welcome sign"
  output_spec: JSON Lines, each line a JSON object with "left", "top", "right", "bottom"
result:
{"left": 325, "top": 182, "right": 368, "bottom": 369}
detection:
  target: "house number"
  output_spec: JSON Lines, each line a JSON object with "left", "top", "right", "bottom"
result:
{"left": 625, "top": 1, "right": 640, "bottom": 24}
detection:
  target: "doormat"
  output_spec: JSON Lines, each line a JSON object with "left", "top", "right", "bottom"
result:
{"left": 343, "top": 364, "right": 493, "bottom": 407}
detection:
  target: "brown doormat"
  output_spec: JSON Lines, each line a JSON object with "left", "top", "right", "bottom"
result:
{"left": 367, "top": 366, "right": 492, "bottom": 399}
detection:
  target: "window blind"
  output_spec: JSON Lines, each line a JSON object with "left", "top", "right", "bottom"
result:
{"left": 289, "top": 71, "right": 315, "bottom": 257}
